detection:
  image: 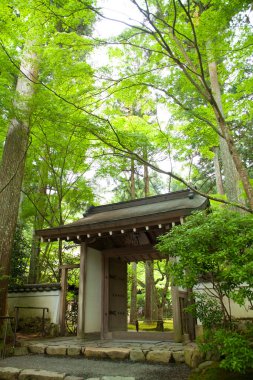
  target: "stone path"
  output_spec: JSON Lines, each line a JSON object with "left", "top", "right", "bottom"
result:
{"left": 0, "top": 337, "right": 192, "bottom": 379}
{"left": 17, "top": 337, "right": 185, "bottom": 365}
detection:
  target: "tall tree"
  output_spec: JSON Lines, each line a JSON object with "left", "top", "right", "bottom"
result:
{"left": 0, "top": 0, "right": 96, "bottom": 314}
{"left": 0, "top": 30, "right": 39, "bottom": 316}
{"left": 92, "top": 0, "right": 253, "bottom": 210}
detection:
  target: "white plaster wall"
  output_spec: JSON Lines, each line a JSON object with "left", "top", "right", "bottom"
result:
{"left": 194, "top": 283, "right": 253, "bottom": 323}
{"left": 7, "top": 290, "right": 60, "bottom": 324}
{"left": 85, "top": 248, "right": 102, "bottom": 333}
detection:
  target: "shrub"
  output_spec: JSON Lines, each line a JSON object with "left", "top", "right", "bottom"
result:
{"left": 187, "top": 293, "right": 224, "bottom": 329}
{"left": 200, "top": 329, "right": 253, "bottom": 373}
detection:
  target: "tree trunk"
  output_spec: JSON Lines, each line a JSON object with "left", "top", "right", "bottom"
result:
{"left": 211, "top": 146, "right": 225, "bottom": 195}
{"left": 143, "top": 149, "right": 154, "bottom": 322}
{"left": 130, "top": 155, "right": 135, "bottom": 199}
{"left": 144, "top": 261, "right": 154, "bottom": 322}
{"left": 0, "top": 47, "right": 38, "bottom": 316}
{"left": 208, "top": 60, "right": 241, "bottom": 203}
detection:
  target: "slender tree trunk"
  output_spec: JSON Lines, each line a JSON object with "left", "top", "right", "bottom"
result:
{"left": 28, "top": 236, "right": 41, "bottom": 284}
{"left": 154, "top": 263, "right": 170, "bottom": 331}
{"left": 144, "top": 261, "right": 154, "bottom": 322}
{"left": 144, "top": 163, "right": 150, "bottom": 196}
{"left": 0, "top": 46, "right": 38, "bottom": 316}
{"left": 29, "top": 171, "right": 48, "bottom": 283}
{"left": 57, "top": 239, "right": 63, "bottom": 281}
{"left": 143, "top": 151, "right": 150, "bottom": 197}
{"left": 143, "top": 149, "right": 154, "bottom": 322}
{"left": 129, "top": 155, "right": 137, "bottom": 324}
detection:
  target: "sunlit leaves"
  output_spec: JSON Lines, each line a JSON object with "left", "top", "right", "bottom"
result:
{"left": 157, "top": 208, "right": 253, "bottom": 306}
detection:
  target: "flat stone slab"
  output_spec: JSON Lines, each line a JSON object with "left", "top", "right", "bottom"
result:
{"left": 84, "top": 347, "right": 108, "bottom": 359}
{"left": 0, "top": 367, "right": 20, "bottom": 380}
{"left": 28, "top": 344, "right": 46, "bottom": 354}
{"left": 46, "top": 346, "right": 67, "bottom": 356}
{"left": 84, "top": 347, "right": 130, "bottom": 360}
{"left": 146, "top": 350, "right": 172, "bottom": 364}
{"left": 19, "top": 369, "right": 66, "bottom": 380}
{"left": 67, "top": 346, "right": 82, "bottom": 356}
{"left": 129, "top": 349, "right": 145, "bottom": 362}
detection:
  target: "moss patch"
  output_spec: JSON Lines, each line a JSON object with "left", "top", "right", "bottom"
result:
{"left": 189, "top": 367, "right": 253, "bottom": 380}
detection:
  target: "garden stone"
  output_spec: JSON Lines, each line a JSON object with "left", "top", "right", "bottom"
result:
{"left": 198, "top": 361, "right": 215, "bottom": 370}
{"left": 106, "top": 348, "right": 130, "bottom": 360}
{"left": 19, "top": 369, "right": 65, "bottom": 380}
{"left": 130, "top": 349, "right": 145, "bottom": 362}
{"left": 0, "top": 367, "right": 20, "bottom": 380}
{"left": 102, "top": 377, "right": 135, "bottom": 380}
{"left": 184, "top": 344, "right": 205, "bottom": 368}
{"left": 172, "top": 351, "right": 185, "bottom": 363}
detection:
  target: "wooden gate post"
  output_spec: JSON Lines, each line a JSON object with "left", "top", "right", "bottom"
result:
{"left": 171, "top": 285, "right": 183, "bottom": 342}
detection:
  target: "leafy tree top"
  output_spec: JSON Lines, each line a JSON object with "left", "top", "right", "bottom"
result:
{"left": 156, "top": 208, "right": 253, "bottom": 301}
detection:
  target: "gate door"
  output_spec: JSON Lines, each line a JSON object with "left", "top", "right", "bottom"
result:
{"left": 108, "top": 259, "right": 127, "bottom": 331}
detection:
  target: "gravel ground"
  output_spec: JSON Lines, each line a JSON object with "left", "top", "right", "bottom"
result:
{"left": 0, "top": 355, "right": 191, "bottom": 380}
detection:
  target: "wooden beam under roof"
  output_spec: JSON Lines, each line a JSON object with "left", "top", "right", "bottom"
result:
{"left": 102, "top": 244, "right": 164, "bottom": 261}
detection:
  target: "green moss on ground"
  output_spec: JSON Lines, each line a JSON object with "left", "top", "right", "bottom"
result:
{"left": 128, "top": 319, "right": 173, "bottom": 331}
{"left": 189, "top": 366, "right": 253, "bottom": 380}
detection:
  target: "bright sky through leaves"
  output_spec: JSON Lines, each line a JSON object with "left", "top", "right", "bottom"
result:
{"left": 95, "top": 0, "right": 142, "bottom": 37}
